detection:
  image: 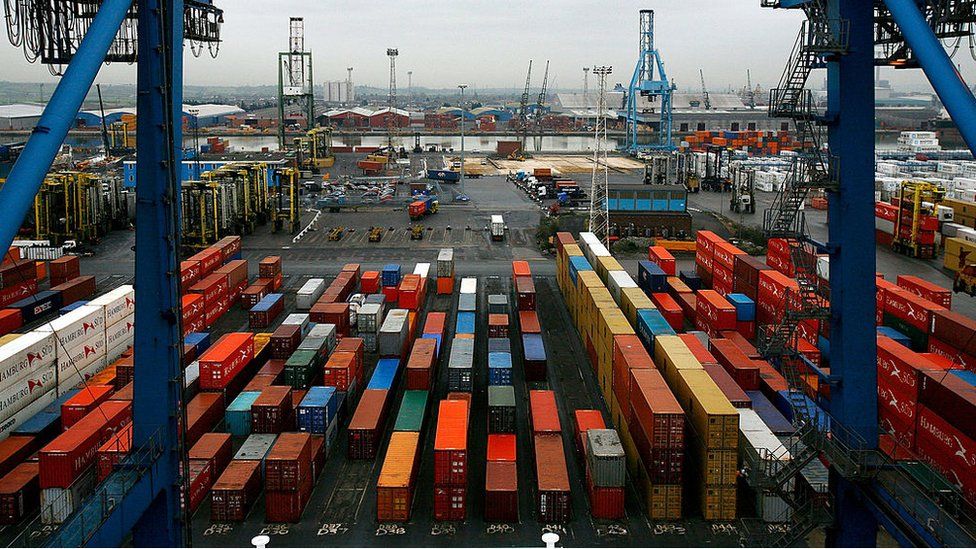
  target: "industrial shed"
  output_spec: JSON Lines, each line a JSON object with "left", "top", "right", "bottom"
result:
{"left": 0, "top": 104, "right": 43, "bottom": 130}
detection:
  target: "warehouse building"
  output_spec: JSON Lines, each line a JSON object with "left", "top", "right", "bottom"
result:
{"left": 0, "top": 104, "right": 43, "bottom": 130}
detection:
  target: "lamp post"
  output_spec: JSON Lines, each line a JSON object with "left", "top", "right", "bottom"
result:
{"left": 458, "top": 84, "right": 468, "bottom": 197}
{"left": 188, "top": 107, "right": 201, "bottom": 179}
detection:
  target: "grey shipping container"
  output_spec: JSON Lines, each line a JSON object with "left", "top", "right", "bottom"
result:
{"left": 449, "top": 338, "right": 474, "bottom": 369}
{"left": 357, "top": 303, "right": 384, "bottom": 334}
{"left": 303, "top": 323, "right": 337, "bottom": 354}
{"left": 281, "top": 313, "right": 311, "bottom": 336}
{"left": 488, "top": 338, "right": 511, "bottom": 354}
{"left": 360, "top": 332, "right": 378, "bottom": 353}
{"left": 296, "top": 278, "right": 326, "bottom": 310}
{"left": 379, "top": 309, "right": 410, "bottom": 357}
{"left": 488, "top": 385, "right": 516, "bottom": 433}
{"left": 458, "top": 293, "right": 476, "bottom": 312}
{"left": 437, "top": 248, "right": 455, "bottom": 278}
{"left": 586, "top": 429, "right": 626, "bottom": 487}
{"left": 365, "top": 294, "right": 386, "bottom": 305}
{"left": 234, "top": 433, "right": 278, "bottom": 462}
{"left": 488, "top": 294, "right": 509, "bottom": 314}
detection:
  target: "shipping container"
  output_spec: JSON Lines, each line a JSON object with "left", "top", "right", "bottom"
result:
{"left": 211, "top": 460, "right": 261, "bottom": 522}
{"left": 405, "top": 337, "right": 437, "bottom": 390}
{"left": 377, "top": 431, "right": 421, "bottom": 522}
{"left": 523, "top": 333, "right": 547, "bottom": 382}
{"left": 534, "top": 434, "right": 571, "bottom": 523}
{"left": 434, "top": 399, "right": 469, "bottom": 485}
{"left": 368, "top": 358, "right": 401, "bottom": 391}
{"left": 488, "top": 385, "right": 516, "bottom": 433}
{"left": 198, "top": 333, "right": 254, "bottom": 391}
{"left": 586, "top": 429, "right": 626, "bottom": 487}
{"left": 265, "top": 432, "right": 312, "bottom": 493}
{"left": 296, "top": 278, "right": 326, "bottom": 310}
{"left": 0, "top": 462, "right": 39, "bottom": 524}
{"left": 485, "top": 461, "right": 518, "bottom": 522}
{"left": 394, "top": 390, "right": 428, "bottom": 432}
{"left": 251, "top": 386, "right": 293, "bottom": 434}
{"left": 529, "top": 390, "right": 561, "bottom": 435}
{"left": 448, "top": 338, "right": 475, "bottom": 392}
{"left": 188, "top": 432, "right": 233, "bottom": 474}
{"left": 348, "top": 390, "right": 390, "bottom": 460}
{"left": 297, "top": 386, "right": 338, "bottom": 435}
{"left": 225, "top": 391, "right": 261, "bottom": 437}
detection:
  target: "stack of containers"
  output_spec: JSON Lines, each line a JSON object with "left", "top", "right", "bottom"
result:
{"left": 225, "top": 391, "right": 261, "bottom": 436}
{"left": 381, "top": 264, "right": 402, "bottom": 303}
{"left": 530, "top": 390, "right": 570, "bottom": 523}
{"left": 421, "top": 312, "right": 446, "bottom": 358}
{"left": 297, "top": 386, "right": 340, "bottom": 453}
{"left": 295, "top": 278, "right": 326, "bottom": 310}
{"left": 249, "top": 293, "right": 284, "bottom": 329}
{"left": 357, "top": 300, "right": 384, "bottom": 352}
{"left": 251, "top": 386, "right": 293, "bottom": 434}
{"left": 433, "top": 398, "right": 469, "bottom": 520}
{"left": 485, "top": 433, "right": 518, "bottom": 522}
{"left": 694, "top": 230, "right": 725, "bottom": 288}
{"left": 89, "top": 285, "right": 135, "bottom": 365}
{"left": 379, "top": 309, "right": 410, "bottom": 360}
{"left": 187, "top": 433, "right": 232, "bottom": 513}
{"left": 585, "top": 429, "right": 626, "bottom": 519}
{"left": 212, "top": 434, "right": 275, "bottom": 521}
{"left": 41, "top": 304, "right": 110, "bottom": 395}
{"left": 764, "top": 238, "right": 796, "bottom": 278}
{"left": 214, "top": 259, "right": 248, "bottom": 306}
{"left": 488, "top": 385, "right": 516, "bottom": 433}
{"left": 347, "top": 386, "right": 389, "bottom": 460}
{"left": 628, "top": 366, "right": 684, "bottom": 519}
{"left": 361, "top": 270, "right": 380, "bottom": 294}
{"left": 711, "top": 240, "right": 746, "bottom": 296}
{"left": 647, "top": 246, "right": 676, "bottom": 276}
{"left": 448, "top": 338, "right": 474, "bottom": 392}
{"left": 49, "top": 256, "right": 81, "bottom": 287}
{"left": 696, "top": 290, "right": 737, "bottom": 339}
{"left": 724, "top": 293, "right": 756, "bottom": 340}
{"left": 189, "top": 268, "right": 230, "bottom": 328}
{"left": 738, "top": 408, "right": 793, "bottom": 522}
{"left": 436, "top": 248, "right": 455, "bottom": 295}
{"left": 405, "top": 337, "right": 437, "bottom": 391}
{"left": 376, "top": 388, "right": 427, "bottom": 522}
{"left": 264, "top": 433, "right": 314, "bottom": 522}
{"left": 258, "top": 256, "right": 284, "bottom": 292}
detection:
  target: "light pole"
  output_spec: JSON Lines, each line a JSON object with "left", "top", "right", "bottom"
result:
{"left": 458, "top": 84, "right": 467, "bottom": 197}
{"left": 188, "top": 107, "right": 201, "bottom": 179}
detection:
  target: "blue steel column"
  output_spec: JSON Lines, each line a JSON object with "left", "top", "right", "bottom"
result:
{"left": 825, "top": 0, "right": 878, "bottom": 546}
{"left": 883, "top": 0, "right": 976, "bottom": 156}
{"left": 131, "top": 0, "right": 185, "bottom": 545}
{"left": 0, "top": 0, "right": 132, "bottom": 254}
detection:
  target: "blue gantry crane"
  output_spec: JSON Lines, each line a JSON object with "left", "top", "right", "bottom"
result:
{"left": 624, "top": 9, "right": 675, "bottom": 154}
{"left": 753, "top": 0, "right": 976, "bottom": 547}
{"left": 0, "top": 0, "right": 222, "bottom": 546}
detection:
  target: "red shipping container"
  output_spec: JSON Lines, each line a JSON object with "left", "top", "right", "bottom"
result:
{"left": 927, "top": 337, "right": 976, "bottom": 372}
{"left": 198, "top": 333, "right": 255, "bottom": 390}
{"left": 211, "top": 460, "right": 262, "bottom": 522}
{"left": 678, "top": 333, "right": 718, "bottom": 365}
{"left": 931, "top": 309, "right": 976, "bottom": 360}
{"left": 205, "top": 293, "right": 231, "bottom": 327}
{"left": 189, "top": 273, "right": 229, "bottom": 306}
{"left": 488, "top": 314, "right": 508, "bottom": 338}
{"left": 188, "top": 248, "right": 222, "bottom": 277}
{"left": 0, "top": 259, "right": 37, "bottom": 290}
{"left": 62, "top": 385, "right": 114, "bottom": 429}
{"left": 0, "top": 280, "right": 37, "bottom": 309}
{"left": 529, "top": 390, "right": 561, "bottom": 435}
{"left": 382, "top": 286, "right": 399, "bottom": 304}
{"left": 586, "top": 465, "right": 624, "bottom": 519}
{"left": 896, "top": 275, "right": 951, "bottom": 309}
{"left": 718, "top": 330, "right": 760, "bottom": 359}
{"left": 309, "top": 302, "right": 350, "bottom": 337}
{"left": 703, "top": 364, "right": 752, "bottom": 408}
{"left": 711, "top": 263, "right": 734, "bottom": 295}
{"left": 39, "top": 401, "right": 132, "bottom": 489}
{"left": 180, "top": 260, "right": 201, "bottom": 290}
{"left": 0, "top": 436, "right": 39, "bottom": 480}
{"left": 709, "top": 338, "right": 760, "bottom": 391}
{"left": 515, "top": 276, "right": 536, "bottom": 311}
{"left": 650, "top": 293, "right": 683, "bottom": 331}
{"left": 96, "top": 423, "right": 132, "bottom": 481}
{"left": 518, "top": 310, "right": 541, "bottom": 334}
{"left": 251, "top": 386, "right": 293, "bottom": 434}
{"left": 647, "top": 246, "right": 676, "bottom": 276}
{"left": 361, "top": 271, "right": 381, "bottom": 294}
{"left": 487, "top": 434, "right": 517, "bottom": 462}
{"left": 397, "top": 275, "right": 422, "bottom": 310}
{"left": 485, "top": 461, "right": 518, "bottom": 522}
{"left": 437, "top": 277, "right": 454, "bottom": 295}
{"left": 574, "top": 410, "right": 606, "bottom": 456}
{"left": 629, "top": 368, "right": 684, "bottom": 450}
{"left": 757, "top": 270, "right": 799, "bottom": 326}
{"left": 0, "top": 309, "right": 22, "bottom": 335}
{"left": 348, "top": 390, "right": 390, "bottom": 460}
{"left": 182, "top": 293, "right": 204, "bottom": 323}
{"left": 186, "top": 393, "right": 223, "bottom": 448}
{"left": 434, "top": 399, "right": 469, "bottom": 485}
{"left": 265, "top": 480, "right": 313, "bottom": 523}
{"left": 915, "top": 406, "right": 976, "bottom": 505}
{"left": 732, "top": 255, "right": 770, "bottom": 302}
{"left": 0, "top": 462, "right": 39, "bottom": 524}
{"left": 433, "top": 485, "right": 466, "bottom": 521}
{"left": 512, "top": 260, "right": 532, "bottom": 280}
{"left": 270, "top": 323, "right": 302, "bottom": 359}
{"left": 612, "top": 335, "right": 652, "bottom": 411}
{"left": 712, "top": 241, "right": 745, "bottom": 271}
{"left": 917, "top": 369, "right": 976, "bottom": 441}
{"left": 323, "top": 351, "right": 356, "bottom": 391}
{"left": 189, "top": 432, "right": 233, "bottom": 474}
{"left": 405, "top": 338, "right": 437, "bottom": 390}
{"left": 188, "top": 460, "right": 213, "bottom": 513}
{"left": 695, "top": 230, "right": 722, "bottom": 267}
{"left": 696, "top": 290, "right": 736, "bottom": 336}
{"left": 736, "top": 320, "right": 756, "bottom": 342}
{"left": 534, "top": 434, "right": 571, "bottom": 523}
{"left": 884, "top": 286, "right": 945, "bottom": 333}
{"left": 50, "top": 276, "right": 96, "bottom": 306}
{"left": 241, "top": 283, "right": 270, "bottom": 309}
{"left": 265, "top": 433, "right": 312, "bottom": 492}
{"left": 259, "top": 256, "right": 282, "bottom": 278}
{"left": 49, "top": 255, "right": 80, "bottom": 280}
{"left": 335, "top": 337, "right": 365, "bottom": 381}
{"left": 214, "top": 235, "right": 242, "bottom": 262}
{"left": 424, "top": 312, "right": 446, "bottom": 337}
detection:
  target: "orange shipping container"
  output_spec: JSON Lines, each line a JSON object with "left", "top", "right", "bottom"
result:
{"left": 612, "top": 335, "right": 653, "bottom": 413}
{"left": 376, "top": 432, "right": 421, "bottom": 521}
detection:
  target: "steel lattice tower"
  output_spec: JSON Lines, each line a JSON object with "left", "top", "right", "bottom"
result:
{"left": 387, "top": 48, "right": 399, "bottom": 150}
{"left": 277, "top": 17, "right": 314, "bottom": 149}
{"left": 589, "top": 66, "right": 612, "bottom": 245}
{"left": 583, "top": 66, "right": 590, "bottom": 109}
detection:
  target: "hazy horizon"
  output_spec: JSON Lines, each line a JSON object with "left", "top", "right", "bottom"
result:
{"left": 0, "top": 0, "right": 972, "bottom": 95}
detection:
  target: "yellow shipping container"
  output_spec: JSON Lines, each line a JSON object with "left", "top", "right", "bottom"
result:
{"left": 700, "top": 485, "right": 737, "bottom": 521}
{"left": 944, "top": 197, "right": 976, "bottom": 217}
{"left": 565, "top": 243, "right": 583, "bottom": 257}
{"left": 595, "top": 307, "right": 634, "bottom": 394}
{"left": 615, "top": 405, "right": 642, "bottom": 477}
{"left": 692, "top": 438, "right": 738, "bottom": 485}
{"left": 945, "top": 252, "right": 964, "bottom": 272}
{"left": 575, "top": 271, "right": 604, "bottom": 328}
{"left": 0, "top": 333, "right": 22, "bottom": 346}
{"left": 674, "top": 369, "right": 738, "bottom": 451}
{"left": 639, "top": 473, "right": 683, "bottom": 520}
{"left": 654, "top": 335, "right": 704, "bottom": 386}
{"left": 595, "top": 255, "right": 624, "bottom": 282}
{"left": 945, "top": 237, "right": 976, "bottom": 261}
{"left": 620, "top": 287, "right": 656, "bottom": 326}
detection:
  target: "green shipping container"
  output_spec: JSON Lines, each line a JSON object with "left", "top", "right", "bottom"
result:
{"left": 393, "top": 390, "right": 428, "bottom": 432}
{"left": 882, "top": 313, "right": 928, "bottom": 352}
{"left": 285, "top": 349, "right": 319, "bottom": 388}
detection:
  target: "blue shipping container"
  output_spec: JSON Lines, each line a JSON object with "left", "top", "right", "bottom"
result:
{"left": 489, "top": 365, "right": 513, "bottom": 386}
{"left": 225, "top": 391, "right": 262, "bottom": 436}
{"left": 59, "top": 300, "right": 89, "bottom": 315}
{"left": 636, "top": 309, "right": 675, "bottom": 351}
{"left": 951, "top": 369, "right": 976, "bottom": 387}
{"left": 368, "top": 358, "right": 401, "bottom": 390}
{"left": 382, "top": 264, "right": 402, "bottom": 287}
{"left": 298, "top": 386, "right": 338, "bottom": 434}
{"left": 876, "top": 326, "right": 911, "bottom": 349}
{"left": 456, "top": 312, "right": 476, "bottom": 335}
{"left": 523, "top": 333, "right": 547, "bottom": 362}
{"left": 637, "top": 261, "right": 667, "bottom": 293}
{"left": 252, "top": 293, "right": 284, "bottom": 313}
{"left": 725, "top": 293, "right": 756, "bottom": 322}
{"left": 11, "top": 290, "right": 63, "bottom": 324}
{"left": 422, "top": 334, "right": 442, "bottom": 357}
{"left": 568, "top": 256, "right": 593, "bottom": 286}
{"left": 745, "top": 391, "right": 794, "bottom": 435}
{"left": 12, "top": 389, "right": 79, "bottom": 439}
{"left": 185, "top": 332, "right": 211, "bottom": 354}
{"left": 488, "top": 352, "right": 512, "bottom": 369}
{"left": 678, "top": 270, "right": 702, "bottom": 291}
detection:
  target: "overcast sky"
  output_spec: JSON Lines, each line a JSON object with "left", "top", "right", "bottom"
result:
{"left": 1, "top": 0, "right": 973, "bottom": 93}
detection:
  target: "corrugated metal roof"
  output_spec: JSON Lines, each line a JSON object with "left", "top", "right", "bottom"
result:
{"left": 0, "top": 104, "right": 44, "bottom": 119}
{"left": 184, "top": 103, "right": 245, "bottom": 118}
{"left": 555, "top": 91, "right": 749, "bottom": 112}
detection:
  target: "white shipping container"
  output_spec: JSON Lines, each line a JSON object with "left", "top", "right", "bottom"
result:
{"left": 413, "top": 263, "right": 430, "bottom": 279}
{"left": 437, "top": 249, "right": 455, "bottom": 278}
{"left": 0, "top": 363, "right": 56, "bottom": 423}
{"left": 459, "top": 278, "right": 477, "bottom": 295}
{"left": 282, "top": 314, "right": 311, "bottom": 337}
{"left": 105, "top": 314, "right": 134, "bottom": 350}
{"left": 184, "top": 361, "right": 200, "bottom": 390}
{"left": 0, "top": 331, "right": 57, "bottom": 389}
{"left": 816, "top": 256, "right": 829, "bottom": 282}
{"left": 61, "top": 356, "right": 110, "bottom": 394}
{"left": 607, "top": 270, "right": 638, "bottom": 303}
{"left": 936, "top": 205, "right": 955, "bottom": 222}
{"left": 295, "top": 279, "right": 326, "bottom": 310}
{"left": 87, "top": 286, "right": 135, "bottom": 328}
{"left": 958, "top": 227, "right": 976, "bottom": 244}
{"left": 0, "top": 384, "right": 56, "bottom": 442}
{"left": 36, "top": 306, "right": 106, "bottom": 353}
{"left": 739, "top": 409, "right": 791, "bottom": 478}
{"left": 378, "top": 309, "right": 409, "bottom": 357}
{"left": 106, "top": 340, "right": 132, "bottom": 364}
{"left": 40, "top": 468, "right": 97, "bottom": 524}
{"left": 357, "top": 303, "right": 383, "bottom": 334}
{"left": 304, "top": 324, "right": 337, "bottom": 355}
{"left": 57, "top": 333, "right": 107, "bottom": 379}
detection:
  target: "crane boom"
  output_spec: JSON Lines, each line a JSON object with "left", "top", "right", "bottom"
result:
{"left": 518, "top": 60, "right": 533, "bottom": 156}
{"left": 699, "top": 68, "right": 711, "bottom": 110}
{"left": 746, "top": 68, "right": 756, "bottom": 108}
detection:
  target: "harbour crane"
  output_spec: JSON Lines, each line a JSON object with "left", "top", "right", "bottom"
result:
{"left": 699, "top": 68, "right": 712, "bottom": 110}
{"left": 624, "top": 10, "right": 674, "bottom": 153}
{"left": 515, "top": 60, "right": 533, "bottom": 160}
{"left": 537, "top": 59, "right": 550, "bottom": 129}
{"left": 745, "top": 69, "right": 757, "bottom": 109}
